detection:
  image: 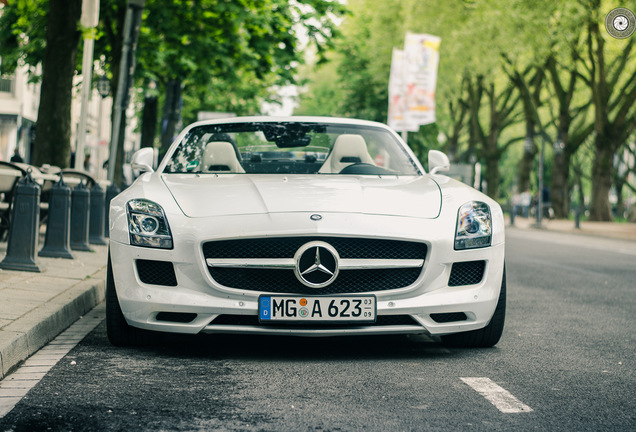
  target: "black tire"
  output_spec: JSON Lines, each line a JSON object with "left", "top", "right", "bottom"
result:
{"left": 441, "top": 266, "right": 506, "bottom": 348}
{"left": 106, "top": 251, "right": 145, "bottom": 346}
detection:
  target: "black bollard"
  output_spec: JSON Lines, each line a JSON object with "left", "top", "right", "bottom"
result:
{"left": 70, "top": 181, "right": 92, "bottom": 252}
{"left": 39, "top": 175, "right": 74, "bottom": 259}
{"left": 89, "top": 182, "right": 107, "bottom": 245}
{"left": 104, "top": 183, "right": 120, "bottom": 238}
{"left": 0, "top": 171, "right": 44, "bottom": 272}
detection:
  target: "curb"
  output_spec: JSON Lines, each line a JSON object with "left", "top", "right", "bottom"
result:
{"left": 0, "top": 268, "right": 106, "bottom": 379}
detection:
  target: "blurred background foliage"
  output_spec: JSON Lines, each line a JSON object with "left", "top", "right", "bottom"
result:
{"left": 295, "top": 0, "right": 636, "bottom": 221}
{"left": 0, "top": 0, "right": 634, "bottom": 220}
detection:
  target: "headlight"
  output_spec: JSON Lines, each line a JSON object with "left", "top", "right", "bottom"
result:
{"left": 454, "top": 201, "right": 491, "bottom": 250}
{"left": 126, "top": 199, "right": 173, "bottom": 249}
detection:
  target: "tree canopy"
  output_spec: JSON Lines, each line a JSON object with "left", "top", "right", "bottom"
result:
{"left": 0, "top": 0, "right": 345, "bottom": 184}
{"left": 296, "top": 0, "right": 636, "bottom": 221}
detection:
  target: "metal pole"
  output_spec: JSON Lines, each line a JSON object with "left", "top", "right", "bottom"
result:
{"left": 107, "top": 9, "right": 133, "bottom": 183}
{"left": 75, "top": 0, "right": 100, "bottom": 170}
{"left": 107, "top": 0, "right": 145, "bottom": 183}
{"left": 536, "top": 136, "right": 545, "bottom": 227}
{"left": 96, "top": 95, "right": 104, "bottom": 179}
{"left": 75, "top": 34, "right": 95, "bottom": 170}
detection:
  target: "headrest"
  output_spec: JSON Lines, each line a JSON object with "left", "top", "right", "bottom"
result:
{"left": 318, "top": 134, "right": 374, "bottom": 173}
{"left": 202, "top": 141, "right": 245, "bottom": 173}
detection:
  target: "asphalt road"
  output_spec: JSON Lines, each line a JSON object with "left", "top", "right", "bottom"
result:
{"left": 1, "top": 228, "right": 634, "bottom": 431}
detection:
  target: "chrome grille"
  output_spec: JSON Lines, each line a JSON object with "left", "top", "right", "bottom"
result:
{"left": 203, "top": 237, "right": 426, "bottom": 259}
{"left": 203, "top": 237, "right": 427, "bottom": 294}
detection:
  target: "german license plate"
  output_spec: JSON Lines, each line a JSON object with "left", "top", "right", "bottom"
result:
{"left": 259, "top": 295, "right": 376, "bottom": 323}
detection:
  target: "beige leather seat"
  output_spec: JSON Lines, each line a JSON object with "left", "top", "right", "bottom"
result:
{"left": 202, "top": 141, "right": 245, "bottom": 173}
{"left": 318, "top": 134, "right": 375, "bottom": 173}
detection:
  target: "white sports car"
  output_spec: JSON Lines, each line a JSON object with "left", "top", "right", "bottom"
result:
{"left": 107, "top": 117, "right": 505, "bottom": 347}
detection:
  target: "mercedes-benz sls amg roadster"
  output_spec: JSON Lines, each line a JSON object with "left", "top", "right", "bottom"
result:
{"left": 107, "top": 117, "right": 505, "bottom": 347}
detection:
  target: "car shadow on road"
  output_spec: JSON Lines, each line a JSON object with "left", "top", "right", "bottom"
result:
{"left": 97, "top": 326, "right": 487, "bottom": 361}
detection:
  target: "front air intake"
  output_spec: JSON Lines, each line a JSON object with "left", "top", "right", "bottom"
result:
{"left": 156, "top": 312, "right": 197, "bottom": 323}
{"left": 448, "top": 260, "right": 485, "bottom": 286}
{"left": 430, "top": 312, "right": 468, "bottom": 323}
{"left": 136, "top": 259, "right": 178, "bottom": 286}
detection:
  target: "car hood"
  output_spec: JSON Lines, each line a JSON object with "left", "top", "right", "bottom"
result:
{"left": 162, "top": 174, "right": 441, "bottom": 219}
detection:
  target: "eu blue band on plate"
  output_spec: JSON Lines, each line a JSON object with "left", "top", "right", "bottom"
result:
{"left": 260, "top": 296, "right": 271, "bottom": 320}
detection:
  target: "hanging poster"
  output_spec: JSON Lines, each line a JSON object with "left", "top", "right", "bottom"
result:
{"left": 403, "top": 32, "right": 441, "bottom": 127}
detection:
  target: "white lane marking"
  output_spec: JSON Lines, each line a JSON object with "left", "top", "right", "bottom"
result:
{"left": 0, "top": 304, "right": 104, "bottom": 418}
{"left": 461, "top": 377, "right": 533, "bottom": 413}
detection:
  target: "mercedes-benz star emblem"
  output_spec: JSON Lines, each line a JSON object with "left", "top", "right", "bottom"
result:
{"left": 294, "top": 241, "right": 340, "bottom": 288}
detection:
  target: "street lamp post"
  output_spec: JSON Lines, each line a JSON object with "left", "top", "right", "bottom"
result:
{"left": 96, "top": 75, "right": 110, "bottom": 179}
{"left": 107, "top": 0, "right": 145, "bottom": 185}
{"left": 536, "top": 136, "right": 546, "bottom": 228}
{"left": 75, "top": 0, "right": 100, "bottom": 171}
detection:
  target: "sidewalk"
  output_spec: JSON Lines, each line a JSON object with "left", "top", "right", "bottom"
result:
{"left": 1, "top": 217, "right": 635, "bottom": 380}
{"left": 0, "top": 241, "right": 107, "bottom": 379}
{"left": 506, "top": 216, "right": 636, "bottom": 242}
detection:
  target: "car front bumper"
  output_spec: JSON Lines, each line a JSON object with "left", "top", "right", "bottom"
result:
{"left": 109, "top": 211, "right": 505, "bottom": 338}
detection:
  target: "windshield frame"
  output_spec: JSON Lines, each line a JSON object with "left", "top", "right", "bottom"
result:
{"left": 158, "top": 117, "right": 424, "bottom": 176}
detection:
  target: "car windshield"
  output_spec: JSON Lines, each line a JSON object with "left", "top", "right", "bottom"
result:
{"left": 163, "top": 121, "right": 421, "bottom": 176}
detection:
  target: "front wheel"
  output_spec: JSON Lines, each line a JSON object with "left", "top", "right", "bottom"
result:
{"left": 106, "top": 252, "right": 146, "bottom": 346}
{"left": 441, "top": 267, "right": 506, "bottom": 348}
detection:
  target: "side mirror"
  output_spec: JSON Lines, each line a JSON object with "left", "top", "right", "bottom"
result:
{"left": 428, "top": 150, "right": 450, "bottom": 174}
{"left": 131, "top": 148, "right": 155, "bottom": 173}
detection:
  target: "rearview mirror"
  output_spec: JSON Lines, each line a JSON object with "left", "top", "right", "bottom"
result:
{"left": 428, "top": 150, "right": 450, "bottom": 174}
{"left": 131, "top": 147, "right": 155, "bottom": 173}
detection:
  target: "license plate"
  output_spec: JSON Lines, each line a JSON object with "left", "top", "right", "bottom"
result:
{"left": 259, "top": 295, "right": 376, "bottom": 323}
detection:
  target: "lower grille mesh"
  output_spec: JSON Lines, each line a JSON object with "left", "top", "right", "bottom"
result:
{"left": 136, "top": 260, "right": 177, "bottom": 286}
{"left": 448, "top": 260, "right": 485, "bottom": 286}
{"left": 156, "top": 312, "right": 197, "bottom": 323}
{"left": 430, "top": 312, "right": 468, "bottom": 323}
{"left": 208, "top": 267, "right": 422, "bottom": 294}
{"left": 210, "top": 314, "right": 419, "bottom": 327}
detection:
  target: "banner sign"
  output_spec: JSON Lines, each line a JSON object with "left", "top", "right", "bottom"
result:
{"left": 388, "top": 33, "right": 441, "bottom": 132}
{"left": 388, "top": 48, "right": 417, "bottom": 132}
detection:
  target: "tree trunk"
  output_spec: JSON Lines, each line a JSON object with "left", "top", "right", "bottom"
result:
{"left": 160, "top": 79, "right": 183, "bottom": 153}
{"left": 517, "top": 134, "right": 536, "bottom": 194}
{"left": 615, "top": 177, "right": 625, "bottom": 219}
{"left": 484, "top": 82, "right": 501, "bottom": 200}
{"left": 485, "top": 154, "right": 500, "bottom": 200}
{"left": 32, "top": 0, "right": 82, "bottom": 168}
{"left": 550, "top": 150, "right": 571, "bottom": 219}
{"left": 141, "top": 94, "right": 158, "bottom": 149}
{"left": 589, "top": 134, "right": 614, "bottom": 221}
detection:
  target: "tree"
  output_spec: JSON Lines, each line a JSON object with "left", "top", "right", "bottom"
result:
{"left": 545, "top": 52, "right": 594, "bottom": 218}
{"left": 579, "top": 0, "right": 636, "bottom": 221}
{"left": 466, "top": 75, "right": 521, "bottom": 199}
{"left": 132, "top": 0, "right": 345, "bottom": 158}
{"left": 2, "top": 0, "right": 344, "bottom": 181}
{"left": 294, "top": 56, "right": 346, "bottom": 116}
{"left": 33, "top": 0, "right": 82, "bottom": 168}
{"left": 0, "top": 0, "right": 81, "bottom": 168}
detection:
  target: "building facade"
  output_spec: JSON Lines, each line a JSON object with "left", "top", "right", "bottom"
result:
{"left": 0, "top": 62, "right": 39, "bottom": 164}
{"left": 0, "top": 55, "right": 120, "bottom": 181}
